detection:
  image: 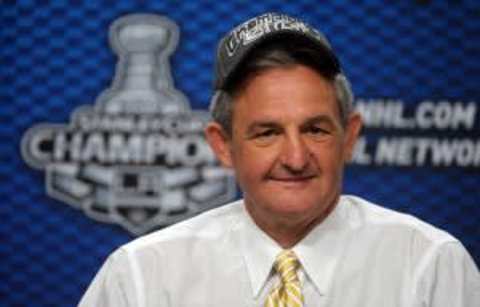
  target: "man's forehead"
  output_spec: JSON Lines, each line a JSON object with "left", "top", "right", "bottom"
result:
{"left": 230, "top": 93, "right": 344, "bottom": 133}
{"left": 244, "top": 113, "right": 339, "bottom": 128}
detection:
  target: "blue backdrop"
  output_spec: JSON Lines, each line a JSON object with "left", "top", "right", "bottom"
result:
{"left": 1, "top": 1, "right": 479, "bottom": 306}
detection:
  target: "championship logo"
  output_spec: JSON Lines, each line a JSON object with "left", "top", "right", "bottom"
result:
{"left": 21, "top": 14, "right": 236, "bottom": 235}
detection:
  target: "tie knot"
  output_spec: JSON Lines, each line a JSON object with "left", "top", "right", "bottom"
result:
{"left": 274, "top": 250, "right": 300, "bottom": 284}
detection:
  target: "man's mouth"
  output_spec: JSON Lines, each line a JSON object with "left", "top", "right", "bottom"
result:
{"left": 269, "top": 175, "right": 316, "bottom": 182}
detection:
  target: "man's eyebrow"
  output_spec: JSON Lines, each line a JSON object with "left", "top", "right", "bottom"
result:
{"left": 302, "top": 115, "right": 335, "bottom": 127}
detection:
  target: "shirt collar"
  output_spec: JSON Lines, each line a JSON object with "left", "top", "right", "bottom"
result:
{"left": 237, "top": 196, "right": 351, "bottom": 298}
{"left": 293, "top": 197, "right": 349, "bottom": 296}
{"left": 237, "top": 202, "right": 282, "bottom": 298}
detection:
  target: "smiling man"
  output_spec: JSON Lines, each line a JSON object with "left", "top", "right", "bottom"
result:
{"left": 80, "top": 13, "right": 479, "bottom": 307}
{"left": 206, "top": 61, "right": 361, "bottom": 250}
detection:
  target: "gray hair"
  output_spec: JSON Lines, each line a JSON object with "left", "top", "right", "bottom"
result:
{"left": 209, "top": 46, "right": 354, "bottom": 135}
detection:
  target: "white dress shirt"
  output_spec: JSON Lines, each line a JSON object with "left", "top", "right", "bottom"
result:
{"left": 79, "top": 195, "right": 480, "bottom": 306}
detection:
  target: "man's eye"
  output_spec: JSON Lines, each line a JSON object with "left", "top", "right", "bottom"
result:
{"left": 308, "top": 126, "right": 329, "bottom": 135}
{"left": 250, "top": 129, "right": 279, "bottom": 145}
{"left": 255, "top": 129, "right": 277, "bottom": 138}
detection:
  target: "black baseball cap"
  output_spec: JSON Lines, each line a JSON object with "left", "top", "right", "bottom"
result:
{"left": 213, "top": 12, "right": 343, "bottom": 90}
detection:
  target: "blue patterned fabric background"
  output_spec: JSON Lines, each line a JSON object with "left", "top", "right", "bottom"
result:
{"left": 1, "top": 1, "right": 479, "bottom": 306}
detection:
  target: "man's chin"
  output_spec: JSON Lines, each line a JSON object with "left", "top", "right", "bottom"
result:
{"left": 267, "top": 177, "right": 316, "bottom": 190}
{"left": 267, "top": 200, "right": 321, "bottom": 217}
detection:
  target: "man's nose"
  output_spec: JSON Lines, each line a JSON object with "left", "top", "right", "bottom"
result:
{"left": 279, "top": 133, "right": 310, "bottom": 172}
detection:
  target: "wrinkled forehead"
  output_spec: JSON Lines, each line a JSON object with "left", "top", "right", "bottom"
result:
{"left": 230, "top": 65, "right": 342, "bottom": 126}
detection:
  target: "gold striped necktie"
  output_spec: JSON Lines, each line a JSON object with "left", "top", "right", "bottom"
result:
{"left": 265, "top": 250, "right": 304, "bottom": 307}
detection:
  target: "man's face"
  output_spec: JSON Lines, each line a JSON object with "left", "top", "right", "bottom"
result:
{"left": 206, "top": 65, "right": 361, "bottom": 229}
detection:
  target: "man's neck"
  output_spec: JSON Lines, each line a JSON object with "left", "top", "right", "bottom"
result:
{"left": 245, "top": 198, "right": 338, "bottom": 248}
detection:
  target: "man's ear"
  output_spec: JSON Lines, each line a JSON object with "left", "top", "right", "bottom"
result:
{"left": 343, "top": 112, "right": 363, "bottom": 162}
{"left": 205, "top": 122, "right": 234, "bottom": 168}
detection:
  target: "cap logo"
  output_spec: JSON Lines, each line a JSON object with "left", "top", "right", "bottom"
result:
{"left": 225, "top": 13, "right": 316, "bottom": 57}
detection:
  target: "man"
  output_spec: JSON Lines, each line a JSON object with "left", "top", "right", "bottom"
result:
{"left": 79, "top": 12, "right": 479, "bottom": 306}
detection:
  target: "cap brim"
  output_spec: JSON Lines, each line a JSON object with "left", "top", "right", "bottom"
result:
{"left": 215, "top": 30, "right": 341, "bottom": 90}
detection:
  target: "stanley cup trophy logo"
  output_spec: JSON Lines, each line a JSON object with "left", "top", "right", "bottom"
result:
{"left": 98, "top": 14, "right": 189, "bottom": 115}
{"left": 21, "top": 14, "right": 236, "bottom": 235}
